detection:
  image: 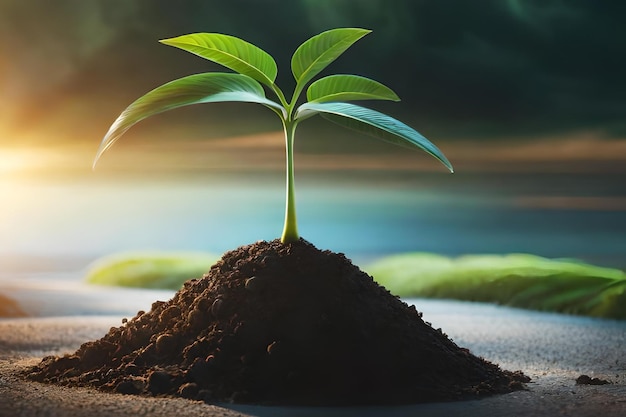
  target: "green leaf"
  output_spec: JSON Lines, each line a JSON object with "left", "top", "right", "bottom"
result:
{"left": 160, "top": 33, "right": 278, "bottom": 87}
{"left": 85, "top": 251, "right": 218, "bottom": 290}
{"left": 94, "top": 73, "right": 284, "bottom": 166}
{"left": 307, "top": 74, "right": 400, "bottom": 103}
{"left": 291, "top": 28, "right": 371, "bottom": 87}
{"left": 367, "top": 253, "right": 626, "bottom": 319}
{"left": 296, "top": 102, "right": 453, "bottom": 172}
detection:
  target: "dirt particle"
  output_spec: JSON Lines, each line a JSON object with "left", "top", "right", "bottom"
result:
{"left": 124, "top": 363, "right": 141, "bottom": 376}
{"left": 244, "top": 276, "right": 266, "bottom": 292}
{"left": 115, "top": 378, "right": 144, "bottom": 395}
{"left": 187, "top": 309, "right": 204, "bottom": 328}
{"left": 147, "top": 370, "right": 172, "bottom": 395}
{"left": 188, "top": 358, "right": 211, "bottom": 383}
{"left": 155, "top": 333, "right": 177, "bottom": 355}
{"left": 266, "top": 341, "right": 280, "bottom": 355}
{"left": 576, "top": 374, "right": 610, "bottom": 385}
{"left": 211, "top": 299, "right": 224, "bottom": 317}
{"left": 160, "top": 305, "right": 181, "bottom": 323}
{"left": 178, "top": 382, "right": 199, "bottom": 399}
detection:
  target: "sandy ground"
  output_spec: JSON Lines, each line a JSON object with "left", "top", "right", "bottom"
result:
{"left": 1, "top": 291, "right": 625, "bottom": 417}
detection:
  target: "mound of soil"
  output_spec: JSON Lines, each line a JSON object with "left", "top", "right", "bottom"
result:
{"left": 27, "top": 239, "right": 527, "bottom": 405}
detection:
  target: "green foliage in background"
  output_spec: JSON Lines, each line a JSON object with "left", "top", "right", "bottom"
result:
{"left": 85, "top": 252, "right": 217, "bottom": 290}
{"left": 85, "top": 251, "right": 626, "bottom": 320}
{"left": 367, "top": 253, "right": 626, "bottom": 320}
{"left": 93, "top": 28, "right": 452, "bottom": 244}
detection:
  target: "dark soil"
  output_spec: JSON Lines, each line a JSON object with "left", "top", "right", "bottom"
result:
{"left": 27, "top": 239, "right": 528, "bottom": 405}
{"left": 576, "top": 375, "right": 610, "bottom": 385}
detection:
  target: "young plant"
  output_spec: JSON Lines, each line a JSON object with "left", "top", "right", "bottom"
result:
{"left": 94, "top": 28, "right": 453, "bottom": 244}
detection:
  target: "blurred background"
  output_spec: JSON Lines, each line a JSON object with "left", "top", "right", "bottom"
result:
{"left": 1, "top": 0, "right": 625, "bottom": 276}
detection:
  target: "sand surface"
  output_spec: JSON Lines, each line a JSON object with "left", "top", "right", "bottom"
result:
{"left": 1, "top": 296, "right": 625, "bottom": 417}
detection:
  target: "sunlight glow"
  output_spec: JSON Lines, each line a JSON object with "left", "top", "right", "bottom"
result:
{"left": 0, "top": 146, "right": 88, "bottom": 179}
{"left": 0, "top": 149, "right": 30, "bottom": 176}
{"left": 0, "top": 148, "right": 50, "bottom": 177}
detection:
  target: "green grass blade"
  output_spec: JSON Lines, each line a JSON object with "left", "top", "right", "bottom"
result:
{"left": 291, "top": 28, "right": 371, "bottom": 88}
{"left": 296, "top": 102, "right": 453, "bottom": 172}
{"left": 160, "top": 33, "right": 278, "bottom": 87}
{"left": 307, "top": 74, "right": 400, "bottom": 103}
{"left": 94, "top": 73, "right": 284, "bottom": 166}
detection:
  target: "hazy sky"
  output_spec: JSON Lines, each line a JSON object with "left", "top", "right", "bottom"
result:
{"left": 1, "top": 0, "right": 624, "bottom": 145}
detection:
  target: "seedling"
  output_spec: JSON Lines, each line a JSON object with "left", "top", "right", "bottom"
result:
{"left": 94, "top": 28, "right": 453, "bottom": 243}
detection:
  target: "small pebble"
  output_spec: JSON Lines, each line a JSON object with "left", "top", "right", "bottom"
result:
{"left": 115, "top": 379, "right": 143, "bottom": 395}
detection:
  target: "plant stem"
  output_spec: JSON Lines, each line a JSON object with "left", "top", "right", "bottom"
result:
{"left": 280, "top": 121, "right": 299, "bottom": 243}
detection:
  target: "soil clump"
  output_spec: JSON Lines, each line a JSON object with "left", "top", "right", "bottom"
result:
{"left": 576, "top": 375, "right": 610, "bottom": 385}
{"left": 27, "top": 239, "right": 528, "bottom": 405}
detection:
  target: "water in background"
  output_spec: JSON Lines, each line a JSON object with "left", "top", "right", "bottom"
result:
{"left": 1, "top": 169, "right": 625, "bottom": 279}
